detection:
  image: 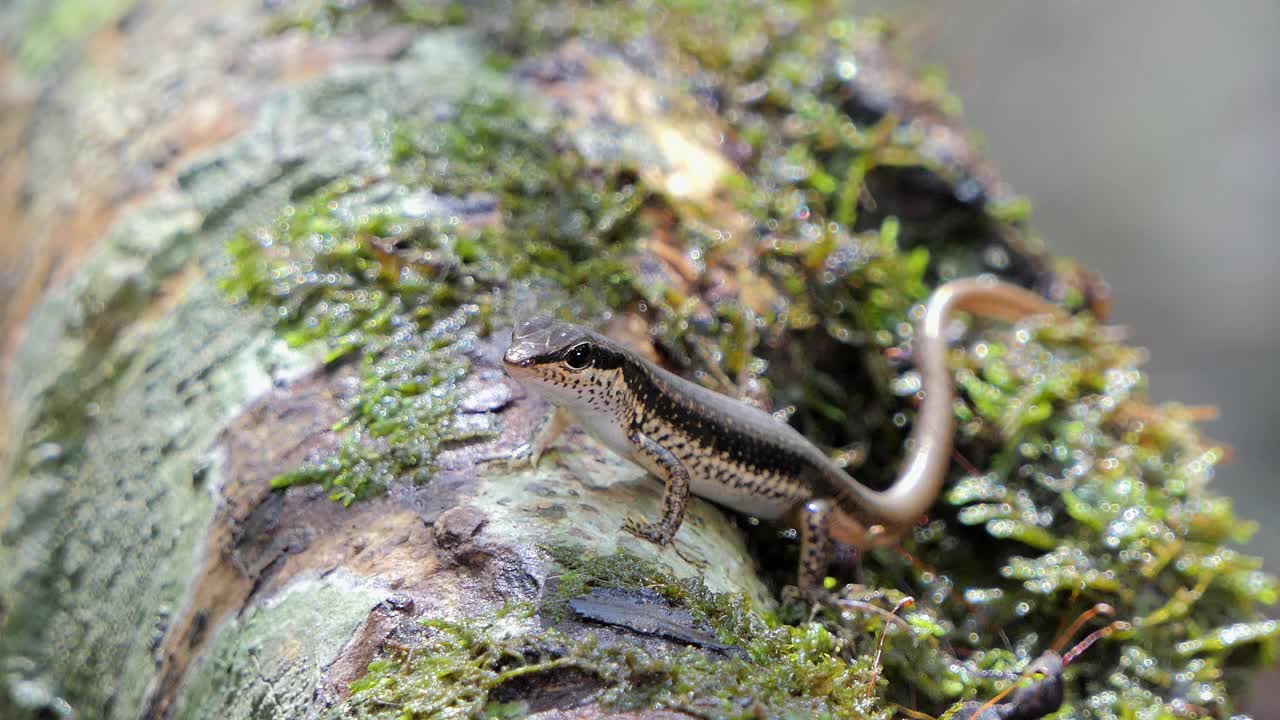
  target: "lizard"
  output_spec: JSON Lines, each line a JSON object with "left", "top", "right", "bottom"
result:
{"left": 501, "top": 276, "right": 1066, "bottom": 594}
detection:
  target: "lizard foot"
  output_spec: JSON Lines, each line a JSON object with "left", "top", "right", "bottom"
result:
{"left": 623, "top": 516, "right": 674, "bottom": 546}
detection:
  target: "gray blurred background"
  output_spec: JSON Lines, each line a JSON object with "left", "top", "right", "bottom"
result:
{"left": 860, "top": 0, "right": 1279, "bottom": 710}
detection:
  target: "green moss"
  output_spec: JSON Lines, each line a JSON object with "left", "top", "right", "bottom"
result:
{"left": 222, "top": 92, "right": 646, "bottom": 502}
{"left": 342, "top": 549, "right": 895, "bottom": 720}
{"left": 925, "top": 316, "right": 1279, "bottom": 714}
{"left": 343, "top": 619, "right": 884, "bottom": 720}
{"left": 541, "top": 546, "right": 758, "bottom": 644}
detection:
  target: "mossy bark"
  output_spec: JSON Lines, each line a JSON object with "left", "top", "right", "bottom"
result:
{"left": 1, "top": 2, "right": 1271, "bottom": 720}
{"left": 0, "top": 5, "right": 783, "bottom": 719}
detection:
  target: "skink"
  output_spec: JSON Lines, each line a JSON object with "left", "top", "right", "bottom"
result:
{"left": 502, "top": 277, "right": 1066, "bottom": 592}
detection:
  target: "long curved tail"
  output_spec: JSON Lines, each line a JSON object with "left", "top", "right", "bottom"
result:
{"left": 846, "top": 276, "right": 1068, "bottom": 528}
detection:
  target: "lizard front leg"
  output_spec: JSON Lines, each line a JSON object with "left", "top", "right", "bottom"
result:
{"left": 622, "top": 430, "right": 691, "bottom": 547}
{"left": 500, "top": 405, "right": 572, "bottom": 468}
{"left": 527, "top": 406, "right": 571, "bottom": 466}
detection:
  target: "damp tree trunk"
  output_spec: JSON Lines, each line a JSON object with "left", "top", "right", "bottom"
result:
{"left": 1, "top": 3, "right": 1270, "bottom": 720}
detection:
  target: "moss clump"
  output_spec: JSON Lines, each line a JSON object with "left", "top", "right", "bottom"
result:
{"left": 344, "top": 618, "right": 883, "bottom": 720}
{"left": 701, "top": 225, "right": 1277, "bottom": 715}
{"left": 541, "top": 546, "right": 758, "bottom": 644}
{"left": 222, "top": 91, "right": 646, "bottom": 503}
{"left": 343, "top": 549, "right": 895, "bottom": 720}
{"left": 922, "top": 313, "right": 1278, "bottom": 715}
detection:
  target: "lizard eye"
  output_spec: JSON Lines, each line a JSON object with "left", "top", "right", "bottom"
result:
{"left": 563, "top": 343, "right": 593, "bottom": 370}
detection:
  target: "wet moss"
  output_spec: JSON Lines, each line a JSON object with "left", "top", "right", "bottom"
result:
{"left": 919, "top": 314, "right": 1279, "bottom": 714}
{"left": 540, "top": 546, "right": 757, "bottom": 644}
{"left": 342, "top": 549, "right": 893, "bottom": 720}
{"left": 222, "top": 92, "right": 646, "bottom": 502}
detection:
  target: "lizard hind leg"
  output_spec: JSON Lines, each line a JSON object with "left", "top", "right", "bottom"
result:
{"left": 796, "top": 498, "right": 836, "bottom": 595}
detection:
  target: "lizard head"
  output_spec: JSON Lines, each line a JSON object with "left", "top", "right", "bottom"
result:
{"left": 503, "top": 317, "right": 623, "bottom": 408}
